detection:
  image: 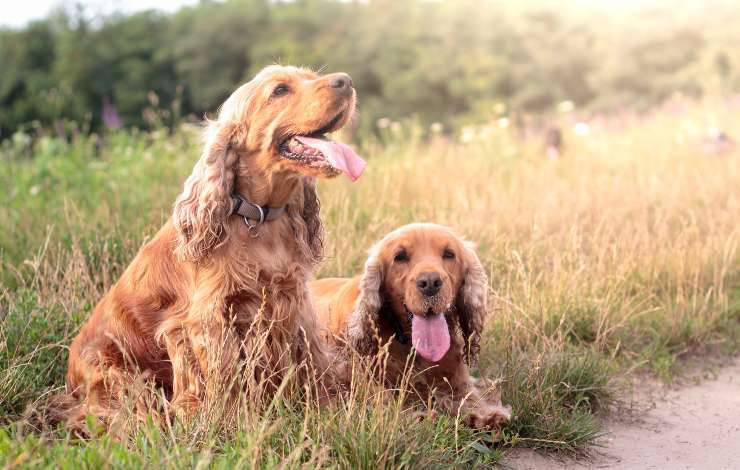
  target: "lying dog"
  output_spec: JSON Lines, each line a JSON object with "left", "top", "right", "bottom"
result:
{"left": 50, "top": 65, "right": 366, "bottom": 433}
{"left": 311, "top": 223, "right": 511, "bottom": 428}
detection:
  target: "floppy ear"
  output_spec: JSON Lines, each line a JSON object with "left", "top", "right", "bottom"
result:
{"left": 284, "top": 177, "right": 326, "bottom": 266}
{"left": 457, "top": 240, "right": 488, "bottom": 365}
{"left": 301, "top": 177, "right": 325, "bottom": 264}
{"left": 346, "top": 247, "right": 384, "bottom": 355}
{"left": 173, "top": 121, "right": 239, "bottom": 262}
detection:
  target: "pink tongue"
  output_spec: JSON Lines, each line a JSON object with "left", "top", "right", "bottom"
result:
{"left": 295, "top": 136, "right": 366, "bottom": 182}
{"left": 411, "top": 314, "right": 450, "bottom": 362}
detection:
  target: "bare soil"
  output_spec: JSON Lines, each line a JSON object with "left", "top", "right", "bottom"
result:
{"left": 504, "top": 358, "right": 740, "bottom": 469}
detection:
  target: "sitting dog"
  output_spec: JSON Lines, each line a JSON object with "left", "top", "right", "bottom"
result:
{"left": 50, "top": 65, "right": 366, "bottom": 433}
{"left": 310, "top": 223, "right": 511, "bottom": 428}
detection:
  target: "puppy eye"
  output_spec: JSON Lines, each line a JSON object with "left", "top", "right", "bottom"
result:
{"left": 271, "top": 84, "right": 290, "bottom": 97}
{"left": 442, "top": 249, "right": 455, "bottom": 260}
{"left": 393, "top": 250, "right": 409, "bottom": 263}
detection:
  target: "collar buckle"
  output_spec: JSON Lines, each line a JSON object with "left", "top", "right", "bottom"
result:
{"left": 242, "top": 202, "right": 264, "bottom": 237}
{"left": 232, "top": 194, "right": 283, "bottom": 237}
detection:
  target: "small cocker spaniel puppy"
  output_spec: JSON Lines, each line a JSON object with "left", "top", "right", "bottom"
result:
{"left": 310, "top": 223, "right": 511, "bottom": 428}
{"left": 51, "top": 65, "right": 366, "bottom": 432}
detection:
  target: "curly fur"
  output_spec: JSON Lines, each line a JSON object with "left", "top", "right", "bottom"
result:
{"left": 346, "top": 253, "right": 383, "bottom": 355}
{"left": 347, "top": 224, "right": 488, "bottom": 365}
{"left": 173, "top": 121, "right": 240, "bottom": 262}
{"left": 310, "top": 223, "right": 511, "bottom": 428}
{"left": 49, "top": 65, "right": 357, "bottom": 434}
{"left": 457, "top": 240, "right": 488, "bottom": 364}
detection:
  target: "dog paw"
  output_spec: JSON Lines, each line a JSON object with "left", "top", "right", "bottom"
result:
{"left": 468, "top": 404, "right": 512, "bottom": 429}
{"left": 169, "top": 393, "right": 200, "bottom": 422}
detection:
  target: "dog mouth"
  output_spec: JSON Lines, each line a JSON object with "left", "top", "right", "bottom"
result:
{"left": 316, "top": 110, "right": 347, "bottom": 136}
{"left": 404, "top": 305, "right": 451, "bottom": 363}
{"left": 404, "top": 305, "right": 443, "bottom": 321}
{"left": 278, "top": 110, "right": 366, "bottom": 181}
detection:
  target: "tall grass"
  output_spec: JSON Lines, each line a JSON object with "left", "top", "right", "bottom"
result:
{"left": 1, "top": 101, "right": 739, "bottom": 466}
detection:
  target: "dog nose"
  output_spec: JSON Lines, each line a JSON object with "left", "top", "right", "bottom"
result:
{"left": 416, "top": 272, "right": 443, "bottom": 297}
{"left": 328, "top": 73, "right": 353, "bottom": 93}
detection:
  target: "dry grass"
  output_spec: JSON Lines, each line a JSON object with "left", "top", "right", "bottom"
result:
{"left": 1, "top": 100, "right": 739, "bottom": 466}
{"left": 321, "top": 107, "right": 740, "bottom": 372}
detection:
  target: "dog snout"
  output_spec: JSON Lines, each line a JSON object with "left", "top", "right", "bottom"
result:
{"left": 416, "top": 272, "right": 443, "bottom": 297}
{"left": 328, "top": 73, "right": 353, "bottom": 95}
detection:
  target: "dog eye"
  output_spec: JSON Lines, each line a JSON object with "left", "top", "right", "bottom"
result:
{"left": 393, "top": 250, "right": 409, "bottom": 263}
{"left": 271, "top": 84, "right": 290, "bottom": 97}
{"left": 442, "top": 249, "right": 455, "bottom": 260}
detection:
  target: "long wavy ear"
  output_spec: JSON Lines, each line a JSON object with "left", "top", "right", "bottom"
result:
{"left": 285, "top": 177, "right": 325, "bottom": 266}
{"left": 173, "top": 121, "right": 239, "bottom": 263}
{"left": 301, "top": 177, "right": 325, "bottom": 264}
{"left": 346, "top": 247, "right": 384, "bottom": 355}
{"left": 457, "top": 240, "right": 488, "bottom": 365}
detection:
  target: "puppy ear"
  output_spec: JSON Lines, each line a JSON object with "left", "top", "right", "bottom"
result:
{"left": 457, "top": 240, "right": 488, "bottom": 365}
{"left": 173, "top": 121, "right": 239, "bottom": 262}
{"left": 346, "top": 247, "right": 384, "bottom": 355}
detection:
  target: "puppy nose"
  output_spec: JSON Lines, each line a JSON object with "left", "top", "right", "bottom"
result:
{"left": 416, "top": 272, "right": 443, "bottom": 297}
{"left": 328, "top": 73, "right": 353, "bottom": 93}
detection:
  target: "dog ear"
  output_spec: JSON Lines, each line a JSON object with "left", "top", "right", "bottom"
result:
{"left": 300, "top": 177, "right": 325, "bottom": 264}
{"left": 173, "top": 121, "right": 240, "bottom": 263}
{"left": 457, "top": 240, "right": 488, "bottom": 365}
{"left": 346, "top": 246, "right": 384, "bottom": 355}
{"left": 283, "top": 177, "right": 325, "bottom": 266}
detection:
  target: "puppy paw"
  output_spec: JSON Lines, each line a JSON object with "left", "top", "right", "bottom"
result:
{"left": 468, "top": 404, "right": 512, "bottom": 429}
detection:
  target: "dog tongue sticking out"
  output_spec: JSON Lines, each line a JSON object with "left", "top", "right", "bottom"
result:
{"left": 411, "top": 314, "right": 451, "bottom": 362}
{"left": 295, "top": 136, "right": 366, "bottom": 181}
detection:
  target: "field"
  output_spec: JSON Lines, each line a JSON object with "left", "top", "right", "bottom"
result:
{"left": 1, "top": 101, "right": 739, "bottom": 467}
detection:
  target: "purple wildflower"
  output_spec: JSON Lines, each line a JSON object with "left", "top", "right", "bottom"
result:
{"left": 102, "top": 96, "right": 122, "bottom": 129}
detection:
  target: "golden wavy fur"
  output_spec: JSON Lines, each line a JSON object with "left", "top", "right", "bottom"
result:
{"left": 310, "top": 223, "right": 511, "bottom": 428}
{"left": 50, "top": 65, "right": 357, "bottom": 433}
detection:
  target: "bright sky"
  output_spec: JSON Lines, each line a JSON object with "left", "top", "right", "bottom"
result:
{"left": 1, "top": 0, "right": 201, "bottom": 27}
{"left": 1, "top": 0, "right": 713, "bottom": 29}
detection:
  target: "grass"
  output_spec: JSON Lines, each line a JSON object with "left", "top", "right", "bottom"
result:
{"left": 1, "top": 99, "right": 739, "bottom": 467}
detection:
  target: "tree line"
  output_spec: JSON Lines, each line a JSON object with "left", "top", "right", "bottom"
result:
{"left": 1, "top": 0, "right": 739, "bottom": 139}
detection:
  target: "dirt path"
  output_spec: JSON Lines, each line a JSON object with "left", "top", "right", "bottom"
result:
{"left": 505, "top": 358, "right": 740, "bottom": 469}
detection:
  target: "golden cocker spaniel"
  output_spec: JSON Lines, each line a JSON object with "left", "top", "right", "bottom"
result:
{"left": 310, "top": 223, "right": 511, "bottom": 428}
{"left": 51, "top": 65, "right": 366, "bottom": 433}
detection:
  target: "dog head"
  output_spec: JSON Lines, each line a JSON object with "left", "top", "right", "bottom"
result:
{"left": 347, "top": 223, "right": 488, "bottom": 363}
{"left": 172, "top": 65, "right": 365, "bottom": 262}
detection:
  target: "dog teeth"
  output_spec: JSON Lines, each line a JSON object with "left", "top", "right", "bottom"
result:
{"left": 287, "top": 139, "right": 304, "bottom": 154}
{"left": 282, "top": 138, "right": 326, "bottom": 163}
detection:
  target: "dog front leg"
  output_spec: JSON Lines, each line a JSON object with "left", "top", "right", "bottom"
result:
{"left": 432, "top": 363, "right": 511, "bottom": 429}
{"left": 161, "top": 325, "right": 204, "bottom": 420}
{"left": 456, "top": 375, "right": 511, "bottom": 429}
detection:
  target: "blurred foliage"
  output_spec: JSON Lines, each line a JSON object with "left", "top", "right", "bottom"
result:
{"left": 2, "top": 0, "right": 740, "bottom": 138}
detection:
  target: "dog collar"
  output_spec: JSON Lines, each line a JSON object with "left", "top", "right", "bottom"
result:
{"left": 231, "top": 194, "right": 286, "bottom": 230}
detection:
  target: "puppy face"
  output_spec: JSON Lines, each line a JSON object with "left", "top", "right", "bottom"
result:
{"left": 223, "top": 65, "right": 363, "bottom": 180}
{"left": 350, "top": 223, "right": 489, "bottom": 364}
{"left": 378, "top": 226, "right": 466, "bottom": 318}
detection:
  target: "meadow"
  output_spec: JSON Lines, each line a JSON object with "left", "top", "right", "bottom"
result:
{"left": 1, "top": 100, "right": 739, "bottom": 467}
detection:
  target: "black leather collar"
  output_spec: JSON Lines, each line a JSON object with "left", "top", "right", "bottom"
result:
{"left": 231, "top": 193, "right": 286, "bottom": 228}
